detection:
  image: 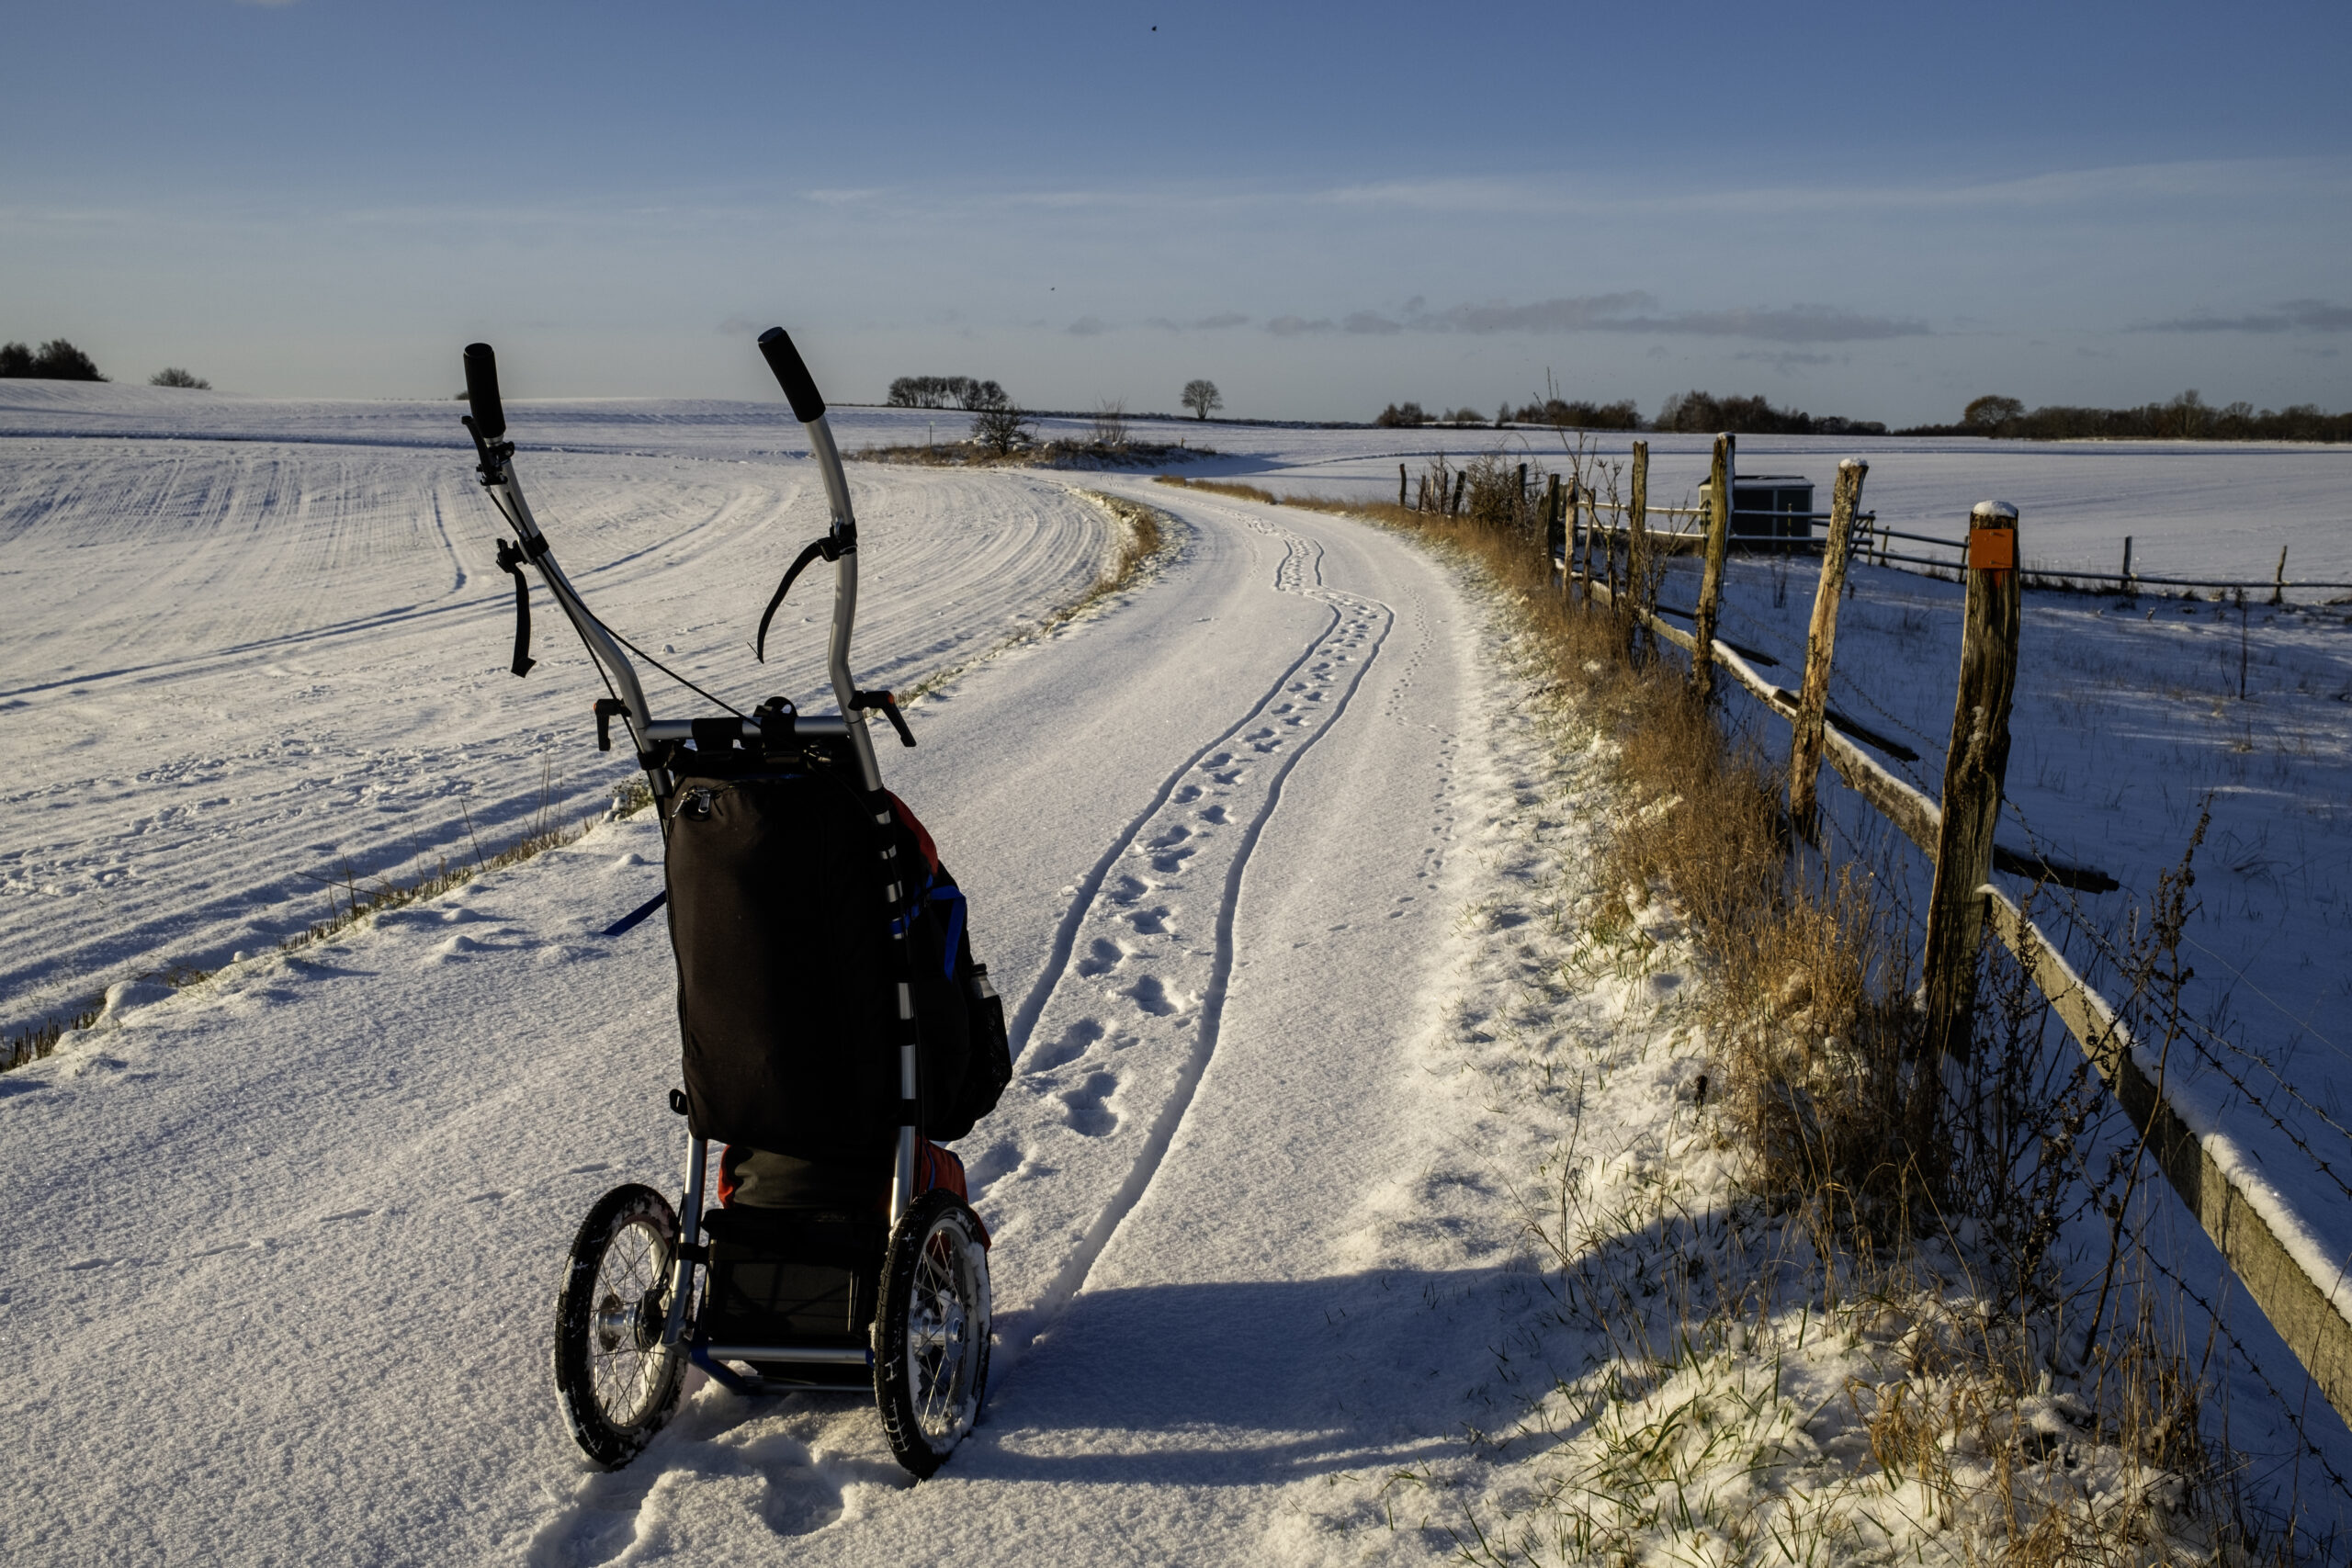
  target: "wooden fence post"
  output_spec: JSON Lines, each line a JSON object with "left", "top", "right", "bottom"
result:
{"left": 1690, "top": 434, "right": 1734, "bottom": 702}
{"left": 1577, "top": 480, "right": 1597, "bottom": 601}
{"left": 2121, "top": 536, "right": 2134, "bottom": 601}
{"left": 1919, "top": 500, "right": 2022, "bottom": 1070}
{"left": 1545, "top": 473, "right": 1564, "bottom": 591}
{"left": 2274, "top": 545, "right": 2289, "bottom": 606}
{"left": 1788, "top": 458, "right": 1869, "bottom": 839}
{"left": 1398, "top": 463, "right": 1408, "bottom": 509}
{"left": 1627, "top": 443, "right": 1650, "bottom": 602}
{"left": 1450, "top": 470, "right": 1466, "bottom": 517}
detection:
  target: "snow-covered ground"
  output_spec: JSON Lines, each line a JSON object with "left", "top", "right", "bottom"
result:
{"left": 0, "top": 389, "right": 1117, "bottom": 1042}
{"left": 6, "top": 386, "right": 2352, "bottom": 1562}
{"left": 0, "top": 396, "right": 1555, "bottom": 1562}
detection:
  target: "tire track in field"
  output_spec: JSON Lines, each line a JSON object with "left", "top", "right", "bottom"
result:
{"left": 970, "top": 502, "right": 1394, "bottom": 1365}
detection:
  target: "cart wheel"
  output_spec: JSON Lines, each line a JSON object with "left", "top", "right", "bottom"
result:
{"left": 875, "top": 1189, "right": 992, "bottom": 1479}
{"left": 552, "top": 1183, "right": 689, "bottom": 1469}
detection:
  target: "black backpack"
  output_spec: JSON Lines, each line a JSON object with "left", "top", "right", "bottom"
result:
{"left": 663, "top": 761, "right": 1009, "bottom": 1163}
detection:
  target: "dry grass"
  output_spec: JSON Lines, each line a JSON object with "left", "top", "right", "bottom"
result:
{"left": 854, "top": 436, "right": 1208, "bottom": 470}
{"left": 1153, "top": 473, "right": 1283, "bottom": 506}
{"left": 1215, "top": 486, "right": 2300, "bottom": 1563}
{"left": 1281, "top": 493, "right": 1928, "bottom": 1219}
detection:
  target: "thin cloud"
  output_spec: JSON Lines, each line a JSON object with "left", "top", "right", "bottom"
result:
{"left": 1411, "top": 293, "right": 1657, "bottom": 333}
{"left": 1067, "top": 316, "right": 1110, "bottom": 337}
{"left": 1145, "top": 312, "right": 1250, "bottom": 332}
{"left": 2133, "top": 299, "right": 2352, "bottom": 334}
{"left": 1734, "top": 350, "right": 1838, "bottom": 374}
{"left": 1265, "top": 294, "right": 1927, "bottom": 343}
{"left": 1599, "top": 305, "right": 1927, "bottom": 343}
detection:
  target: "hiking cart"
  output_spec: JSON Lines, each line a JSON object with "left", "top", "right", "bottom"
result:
{"left": 458, "top": 331, "right": 1003, "bottom": 1479}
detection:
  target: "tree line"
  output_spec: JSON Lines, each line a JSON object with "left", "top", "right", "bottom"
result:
{"left": 1374, "top": 383, "right": 2349, "bottom": 442}
{"left": 1907, "top": 389, "right": 2352, "bottom": 444}
{"left": 1, "top": 337, "right": 209, "bottom": 388}
{"left": 1374, "top": 389, "right": 1882, "bottom": 435}
{"left": 886, "top": 375, "right": 1007, "bottom": 410}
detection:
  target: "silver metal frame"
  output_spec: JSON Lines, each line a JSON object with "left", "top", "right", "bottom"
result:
{"left": 478, "top": 355, "right": 930, "bottom": 1382}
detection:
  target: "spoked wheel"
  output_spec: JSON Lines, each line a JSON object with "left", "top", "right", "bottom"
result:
{"left": 552, "top": 1183, "right": 690, "bottom": 1468}
{"left": 875, "top": 1189, "right": 992, "bottom": 1478}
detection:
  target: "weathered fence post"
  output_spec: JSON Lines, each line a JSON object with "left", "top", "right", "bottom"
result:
{"left": 1690, "top": 434, "right": 1734, "bottom": 702}
{"left": 1398, "top": 463, "right": 1408, "bottom": 509}
{"left": 1919, "top": 501, "right": 2022, "bottom": 1070}
{"left": 1628, "top": 440, "right": 1651, "bottom": 657}
{"left": 1577, "top": 480, "right": 1597, "bottom": 601}
{"left": 2274, "top": 545, "right": 2289, "bottom": 606}
{"left": 2120, "top": 535, "right": 2134, "bottom": 601}
{"left": 1788, "top": 458, "right": 1869, "bottom": 839}
{"left": 1544, "top": 473, "right": 1564, "bottom": 590}
{"left": 1450, "top": 470, "right": 1466, "bottom": 517}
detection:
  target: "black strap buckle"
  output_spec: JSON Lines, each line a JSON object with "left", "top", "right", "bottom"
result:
{"left": 593, "top": 697, "right": 628, "bottom": 751}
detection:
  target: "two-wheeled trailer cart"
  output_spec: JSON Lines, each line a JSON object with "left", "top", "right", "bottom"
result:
{"left": 458, "top": 330, "right": 993, "bottom": 1479}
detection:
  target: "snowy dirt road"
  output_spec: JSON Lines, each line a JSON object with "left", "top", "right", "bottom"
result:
{"left": 1, "top": 474, "right": 1549, "bottom": 1565}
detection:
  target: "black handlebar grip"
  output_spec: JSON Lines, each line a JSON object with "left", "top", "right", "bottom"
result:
{"left": 463, "top": 343, "right": 506, "bottom": 441}
{"left": 756, "top": 328, "right": 827, "bottom": 423}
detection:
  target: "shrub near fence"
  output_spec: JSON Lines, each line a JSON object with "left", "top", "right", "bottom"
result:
{"left": 1560, "top": 433, "right": 2352, "bottom": 1450}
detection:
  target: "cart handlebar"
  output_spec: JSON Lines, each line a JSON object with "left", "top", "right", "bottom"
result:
{"left": 463, "top": 343, "right": 506, "bottom": 442}
{"left": 757, "top": 328, "right": 826, "bottom": 424}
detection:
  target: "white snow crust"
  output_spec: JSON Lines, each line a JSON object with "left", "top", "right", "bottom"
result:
{"left": 7, "top": 389, "right": 2352, "bottom": 1563}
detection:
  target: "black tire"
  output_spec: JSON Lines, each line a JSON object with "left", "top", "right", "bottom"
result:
{"left": 553, "top": 1183, "right": 689, "bottom": 1469}
{"left": 874, "top": 1189, "right": 992, "bottom": 1479}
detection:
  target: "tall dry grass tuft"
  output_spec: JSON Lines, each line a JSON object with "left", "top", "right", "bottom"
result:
{"left": 1153, "top": 474, "right": 1283, "bottom": 507}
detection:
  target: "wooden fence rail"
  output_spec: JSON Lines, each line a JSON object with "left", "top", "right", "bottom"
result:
{"left": 1565, "top": 443, "right": 2352, "bottom": 1430}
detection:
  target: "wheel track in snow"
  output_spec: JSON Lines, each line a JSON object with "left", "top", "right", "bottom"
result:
{"left": 972, "top": 502, "right": 1395, "bottom": 1364}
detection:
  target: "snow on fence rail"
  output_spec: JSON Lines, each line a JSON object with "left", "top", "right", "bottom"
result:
{"left": 1544, "top": 434, "right": 2352, "bottom": 1438}
{"left": 1567, "top": 491, "right": 2352, "bottom": 600}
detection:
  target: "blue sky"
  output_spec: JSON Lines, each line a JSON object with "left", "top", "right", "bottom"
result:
{"left": 5, "top": 0, "right": 2348, "bottom": 423}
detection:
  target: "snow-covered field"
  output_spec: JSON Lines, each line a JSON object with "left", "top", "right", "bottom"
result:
{"left": 0, "top": 386, "right": 1117, "bottom": 1043}
{"left": 6, "top": 386, "right": 2352, "bottom": 1563}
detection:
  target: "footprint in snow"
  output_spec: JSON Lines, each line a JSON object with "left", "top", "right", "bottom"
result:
{"left": 1126, "top": 905, "right": 1172, "bottom": 936}
{"left": 1075, "top": 939, "right": 1125, "bottom": 978}
{"left": 1026, "top": 1018, "right": 1102, "bottom": 1072}
{"left": 1060, "top": 1072, "right": 1118, "bottom": 1136}
{"left": 569, "top": 1162, "right": 614, "bottom": 1175}
{"left": 1125, "top": 975, "right": 1179, "bottom": 1017}
{"left": 319, "top": 1209, "right": 374, "bottom": 1224}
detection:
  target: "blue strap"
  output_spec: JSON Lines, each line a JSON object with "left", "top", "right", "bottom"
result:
{"left": 927, "top": 884, "right": 966, "bottom": 976}
{"left": 604, "top": 890, "right": 667, "bottom": 937}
